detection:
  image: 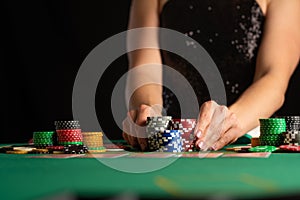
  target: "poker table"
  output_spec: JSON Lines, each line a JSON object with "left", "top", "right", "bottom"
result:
{"left": 1, "top": 142, "right": 300, "bottom": 200}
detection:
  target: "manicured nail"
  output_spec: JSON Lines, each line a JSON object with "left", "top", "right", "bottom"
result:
{"left": 211, "top": 144, "right": 218, "bottom": 151}
{"left": 196, "top": 131, "right": 202, "bottom": 138}
{"left": 198, "top": 141, "right": 206, "bottom": 150}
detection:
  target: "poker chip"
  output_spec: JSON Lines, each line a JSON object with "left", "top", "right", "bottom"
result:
{"left": 6, "top": 150, "right": 28, "bottom": 154}
{"left": 282, "top": 131, "right": 300, "bottom": 146}
{"left": 63, "top": 144, "right": 88, "bottom": 154}
{"left": 31, "top": 149, "right": 49, "bottom": 154}
{"left": 88, "top": 146, "right": 107, "bottom": 153}
{"left": 13, "top": 147, "right": 36, "bottom": 152}
{"left": 54, "top": 120, "right": 80, "bottom": 129}
{"left": 156, "top": 130, "right": 183, "bottom": 152}
{"left": 46, "top": 146, "right": 65, "bottom": 153}
{"left": 248, "top": 146, "right": 277, "bottom": 152}
{"left": 277, "top": 116, "right": 300, "bottom": 131}
{"left": 279, "top": 145, "right": 300, "bottom": 152}
{"left": 259, "top": 118, "right": 286, "bottom": 147}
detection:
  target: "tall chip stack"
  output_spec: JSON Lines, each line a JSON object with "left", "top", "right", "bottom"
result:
{"left": 171, "top": 119, "right": 196, "bottom": 152}
{"left": 259, "top": 118, "right": 286, "bottom": 147}
{"left": 82, "top": 132, "right": 106, "bottom": 153}
{"left": 279, "top": 116, "right": 300, "bottom": 146}
{"left": 55, "top": 120, "right": 88, "bottom": 154}
{"left": 146, "top": 116, "right": 173, "bottom": 151}
{"left": 33, "top": 131, "right": 55, "bottom": 148}
{"left": 55, "top": 121, "right": 83, "bottom": 145}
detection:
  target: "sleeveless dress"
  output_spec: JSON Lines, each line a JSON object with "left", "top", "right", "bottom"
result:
{"left": 160, "top": 0, "right": 265, "bottom": 118}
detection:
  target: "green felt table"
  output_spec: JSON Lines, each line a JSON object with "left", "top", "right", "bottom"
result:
{"left": 1, "top": 142, "right": 300, "bottom": 200}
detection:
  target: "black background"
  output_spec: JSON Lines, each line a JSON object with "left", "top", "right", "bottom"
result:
{"left": 2, "top": 0, "right": 299, "bottom": 143}
{"left": 3, "top": 0, "right": 131, "bottom": 143}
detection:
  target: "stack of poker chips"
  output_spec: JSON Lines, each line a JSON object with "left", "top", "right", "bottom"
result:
{"left": 171, "top": 119, "right": 196, "bottom": 152}
{"left": 82, "top": 132, "right": 106, "bottom": 153}
{"left": 157, "top": 130, "right": 183, "bottom": 152}
{"left": 279, "top": 116, "right": 300, "bottom": 146}
{"left": 259, "top": 118, "right": 286, "bottom": 147}
{"left": 33, "top": 131, "right": 55, "bottom": 148}
{"left": 55, "top": 120, "right": 83, "bottom": 146}
{"left": 146, "top": 116, "right": 173, "bottom": 151}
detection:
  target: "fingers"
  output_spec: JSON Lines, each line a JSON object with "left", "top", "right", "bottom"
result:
{"left": 201, "top": 105, "right": 228, "bottom": 148}
{"left": 194, "top": 101, "right": 218, "bottom": 139}
{"left": 122, "top": 110, "right": 140, "bottom": 148}
{"left": 122, "top": 104, "right": 153, "bottom": 151}
{"left": 194, "top": 101, "right": 242, "bottom": 151}
{"left": 211, "top": 127, "right": 240, "bottom": 151}
{"left": 135, "top": 105, "right": 150, "bottom": 151}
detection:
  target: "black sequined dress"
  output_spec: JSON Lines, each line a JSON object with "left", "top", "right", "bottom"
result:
{"left": 160, "top": 0, "right": 265, "bottom": 118}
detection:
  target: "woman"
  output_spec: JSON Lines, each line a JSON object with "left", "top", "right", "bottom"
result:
{"left": 123, "top": 0, "right": 300, "bottom": 151}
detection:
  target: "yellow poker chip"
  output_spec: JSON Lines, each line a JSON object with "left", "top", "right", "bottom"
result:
{"left": 6, "top": 150, "right": 28, "bottom": 154}
{"left": 88, "top": 149, "right": 107, "bottom": 153}
{"left": 31, "top": 149, "right": 49, "bottom": 154}
{"left": 52, "top": 151, "right": 65, "bottom": 154}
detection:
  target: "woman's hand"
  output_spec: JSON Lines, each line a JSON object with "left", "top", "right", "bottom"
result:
{"left": 194, "top": 101, "right": 243, "bottom": 151}
{"left": 122, "top": 104, "right": 162, "bottom": 151}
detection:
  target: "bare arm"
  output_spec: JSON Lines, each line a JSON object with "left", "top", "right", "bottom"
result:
{"left": 123, "top": 0, "right": 163, "bottom": 150}
{"left": 127, "top": 0, "right": 163, "bottom": 110}
{"left": 195, "top": 0, "right": 300, "bottom": 150}
{"left": 229, "top": 0, "right": 300, "bottom": 134}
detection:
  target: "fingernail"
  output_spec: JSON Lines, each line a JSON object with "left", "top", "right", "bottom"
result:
{"left": 211, "top": 144, "right": 218, "bottom": 151}
{"left": 196, "top": 131, "right": 202, "bottom": 138}
{"left": 198, "top": 141, "right": 206, "bottom": 150}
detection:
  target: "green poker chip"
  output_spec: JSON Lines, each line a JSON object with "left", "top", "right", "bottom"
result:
{"left": 58, "top": 142, "right": 83, "bottom": 145}
{"left": 249, "top": 146, "right": 277, "bottom": 152}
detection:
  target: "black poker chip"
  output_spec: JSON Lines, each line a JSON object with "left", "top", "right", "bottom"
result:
{"left": 54, "top": 120, "right": 81, "bottom": 130}
{"left": 63, "top": 144, "right": 88, "bottom": 154}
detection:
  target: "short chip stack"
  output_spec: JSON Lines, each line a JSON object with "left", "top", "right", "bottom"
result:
{"left": 146, "top": 116, "right": 173, "bottom": 151}
{"left": 33, "top": 131, "right": 55, "bottom": 148}
{"left": 55, "top": 121, "right": 83, "bottom": 145}
{"left": 82, "top": 132, "right": 106, "bottom": 153}
{"left": 171, "top": 119, "right": 196, "bottom": 152}
{"left": 259, "top": 118, "right": 286, "bottom": 147}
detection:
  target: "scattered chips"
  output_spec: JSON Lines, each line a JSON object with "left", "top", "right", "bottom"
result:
{"left": 249, "top": 146, "right": 277, "bottom": 152}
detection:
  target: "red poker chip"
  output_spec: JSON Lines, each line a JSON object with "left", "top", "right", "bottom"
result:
{"left": 57, "top": 135, "right": 82, "bottom": 138}
{"left": 57, "top": 133, "right": 82, "bottom": 137}
{"left": 58, "top": 136, "right": 83, "bottom": 139}
{"left": 46, "top": 146, "right": 65, "bottom": 150}
{"left": 56, "top": 129, "right": 81, "bottom": 133}
{"left": 279, "top": 145, "right": 300, "bottom": 152}
{"left": 58, "top": 139, "right": 83, "bottom": 142}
